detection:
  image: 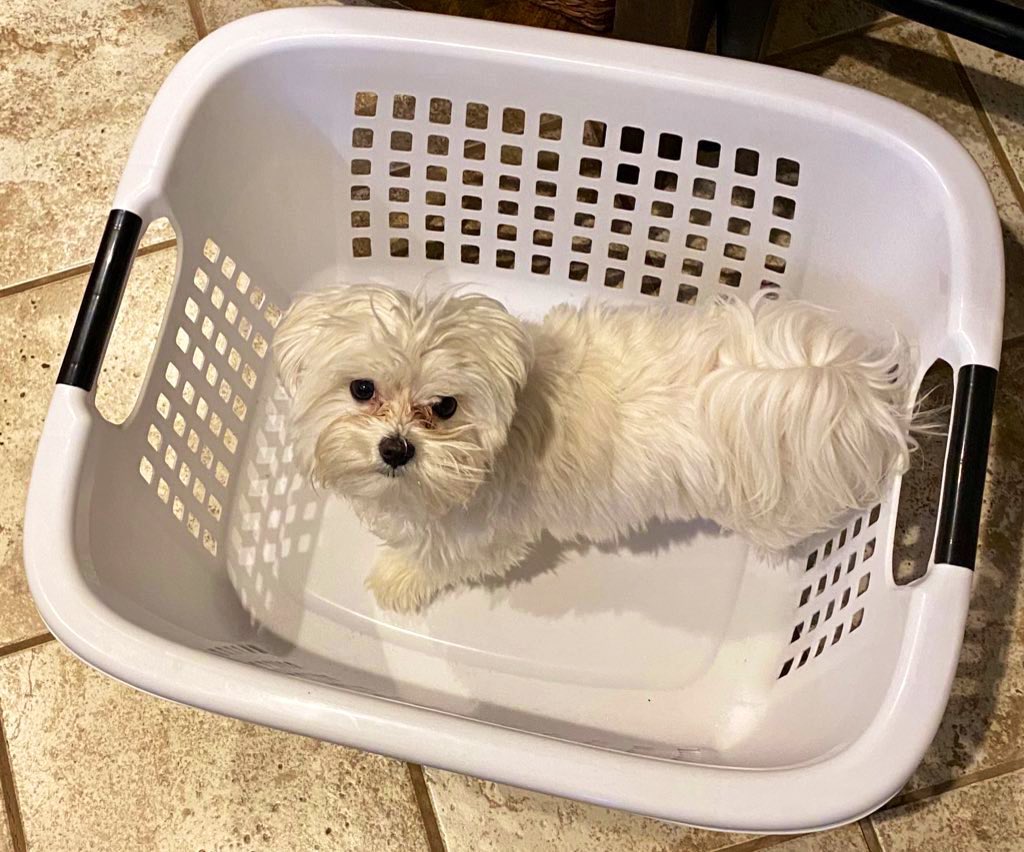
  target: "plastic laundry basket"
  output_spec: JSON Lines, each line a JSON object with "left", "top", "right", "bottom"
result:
{"left": 26, "top": 8, "right": 1004, "bottom": 833}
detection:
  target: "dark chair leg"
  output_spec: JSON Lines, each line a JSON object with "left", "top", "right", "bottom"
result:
{"left": 716, "top": 0, "right": 778, "bottom": 60}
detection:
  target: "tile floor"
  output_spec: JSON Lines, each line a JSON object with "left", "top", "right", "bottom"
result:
{"left": 1, "top": 1, "right": 1023, "bottom": 849}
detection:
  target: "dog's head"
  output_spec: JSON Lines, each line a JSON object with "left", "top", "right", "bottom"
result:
{"left": 274, "top": 285, "right": 533, "bottom": 516}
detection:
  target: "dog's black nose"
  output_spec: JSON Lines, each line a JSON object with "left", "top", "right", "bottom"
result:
{"left": 379, "top": 435, "right": 415, "bottom": 469}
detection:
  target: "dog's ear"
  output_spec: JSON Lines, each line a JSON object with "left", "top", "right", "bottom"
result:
{"left": 455, "top": 294, "right": 534, "bottom": 396}
{"left": 274, "top": 285, "right": 396, "bottom": 397}
{"left": 274, "top": 290, "right": 330, "bottom": 397}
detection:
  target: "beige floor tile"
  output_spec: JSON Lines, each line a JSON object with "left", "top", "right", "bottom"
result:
{"left": 873, "top": 768, "right": 1024, "bottom": 851}
{"left": 200, "top": 0, "right": 339, "bottom": 32}
{"left": 767, "top": 0, "right": 889, "bottom": 56}
{"left": 0, "top": 641, "right": 429, "bottom": 852}
{"left": 0, "top": 249, "right": 175, "bottom": 646}
{"left": 949, "top": 38, "right": 1024, "bottom": 195}
{"left": 774, "top": 825, "right": 868, "bottom": 852}
{"left": 781, "top": 21, "right": 1024, "bottom": 339}
{"left": 0, "top": 0, "right": 194, "bottom": 291}
{"left": 424, "top": 770, "right": 868, "bottom": 851}
{"left": 424, "top": 769, "right": 753, "bottom": 852}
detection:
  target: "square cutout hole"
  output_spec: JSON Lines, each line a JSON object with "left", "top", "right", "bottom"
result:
{"left": 677, "top": 283, "right": 699, "bottom": 304}
{"left": 620, "top": 126, "right": 644, "bottom": 153}
{"left": 393, "top": 94, "right": 416, "bottom": 120}
{"left": 641, "top": 276, "right": 661, "bottom": 296}
{"left": 604, "top": 268, "right": 625, "bottom": 288}
{"left": 658, "top": 132, "right": 682, "bottom": 160}
{"left": 503, "top": 107, "right": 525, "bottom": 134}
{"left": 354, "top": 91, "right": 377, "bottom": 116}
{"left": 583, "top": 120, "right": 607, "bottom": 147}
{"left": 466, "top": 102, "right": 489, "bottom": 129}
{"left": 696, "top": 140, "right": 721, "bottom": 168}
{"left": 429, "top": 98, "right": 452, "bottom": 124}
{"left": 539, "top": 112, "right": 562, "bottom": 140}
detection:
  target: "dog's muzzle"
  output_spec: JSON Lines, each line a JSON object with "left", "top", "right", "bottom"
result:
{"left": 379, "top": 435, "right": 415, "bottom": 469}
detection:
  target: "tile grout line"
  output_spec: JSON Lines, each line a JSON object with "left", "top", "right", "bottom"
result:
{"left": 0, "top": 634, "right": 54, "bottom": 661}
{"left": 405, "top": 764, "right": 447, "bottom": 852}
{"left": 766, "top": 14, "right": 904, "bottom": 65}
{"left": 937, "top": 31, "right": 1024, "bottom": 214}
{"left": 186, "top": 0, "right": 209, "bottom": 39}
{"left": 0, "top": 239, "right": 178, "bottom": 302}
{"left": 715, "top": 833, "right": 800, "bottom": 852}
{"left": 859, "top": 817, "right": 885, "bottom": 852}
{"left": 0, "top": 705, "right": 27, "bottom": 852}
{"left": 881, "top": 752, "right": 1024, "bottom": 812}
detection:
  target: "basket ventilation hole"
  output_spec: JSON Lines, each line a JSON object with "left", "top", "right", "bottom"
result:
{"left": 354, "top": 91, "right": 377, "bottom": 117}
{"left": 696, "top": 140, "right": 720, "bottom": 168}
{"left": 641, "top": 277, "right": 661, "bottom": 297}
{"left": 776, "top": 157, "right": 800, "bottom": 186}
{"left": 583, "top": 120, "right": 607, "bottom": 147}
{"left": 693, "top": 178, "right": 716, "bottom": 200}
{"left": 735, "top": 148, "right": 759, "bottom": 176}
{"left": 393, "top": 93, "right": 415, "bottom": 120}
{"left": 539, "top": 112, "right": 562, "bottom": 140}
{"left": 619, "top": 126, "right": 644, "bottom": 154}
{"left": 677, "top": 284, "right": 699, "bottom": 305}
{"left": 727, "top": 217, "right": 751, "bottom": 236}
{"left": 428, "top": 97, "right": 451, "bottom": 124}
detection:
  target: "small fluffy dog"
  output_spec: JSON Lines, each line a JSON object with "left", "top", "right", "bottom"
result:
{"left": 275, "top": 285, "right": 913, "bottom": 612}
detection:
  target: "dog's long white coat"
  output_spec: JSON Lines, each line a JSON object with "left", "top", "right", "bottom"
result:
{"left": 276, "top": 287, "right": 912, "bottom": 611}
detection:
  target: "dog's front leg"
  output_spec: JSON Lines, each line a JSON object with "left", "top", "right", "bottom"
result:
{"left": 366, "top": 535, "right": 528, "bottom": 612}
{"left": 366, "top": 545, "right": 444, "bottom": 613}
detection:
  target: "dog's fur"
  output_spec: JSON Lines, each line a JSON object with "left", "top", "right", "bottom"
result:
{"left": 275, "top": 285, "right": 913, "bottom": 612}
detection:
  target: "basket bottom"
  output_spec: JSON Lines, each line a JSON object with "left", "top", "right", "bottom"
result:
{"left": 222, "top": 379, "right": 805, "bottom": 761}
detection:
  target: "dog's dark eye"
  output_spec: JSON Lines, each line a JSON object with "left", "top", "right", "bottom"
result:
{"left": 432, "top": 396, "right": 458, "bottom": 420}
{"left": 350, "top": 379, "right": 375, "bottom": 401}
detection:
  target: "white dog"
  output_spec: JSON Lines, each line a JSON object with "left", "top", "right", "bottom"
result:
{"left": 274, "top": 285, "right": 913, "bottom": 612}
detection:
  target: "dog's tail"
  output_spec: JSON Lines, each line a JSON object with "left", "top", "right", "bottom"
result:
{"left": 696, "top": 296, "right": 917, "bottom": 551}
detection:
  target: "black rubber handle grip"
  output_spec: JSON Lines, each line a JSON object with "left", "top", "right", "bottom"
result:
{"left": 57, "top": 210, "right": 143, "bottom": 391}
{"left": 871, "top": 0, "right": 1024, "bottom": 60}
{"left": 934, "top": 364, "right": 998, "bottom": 569}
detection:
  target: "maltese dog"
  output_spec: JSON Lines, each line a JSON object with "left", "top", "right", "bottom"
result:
{"left": 274, "top": 285, "right": 913, "bottom": 612}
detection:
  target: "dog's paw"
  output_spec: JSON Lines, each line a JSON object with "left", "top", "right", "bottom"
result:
{"left": 366, "top": 550, "right": 440, "bottom": 613}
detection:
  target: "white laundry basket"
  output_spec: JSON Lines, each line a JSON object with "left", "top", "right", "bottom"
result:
{"left": 27, "top": 8, "right": 1003, "bottom": 833}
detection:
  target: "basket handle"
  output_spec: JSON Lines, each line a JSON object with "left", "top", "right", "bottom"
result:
{"left": 57, "top": 209, "right": 144, "bottom": 391}
{"left": 933, "top": 364, "right": 998, "bottom": 569}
